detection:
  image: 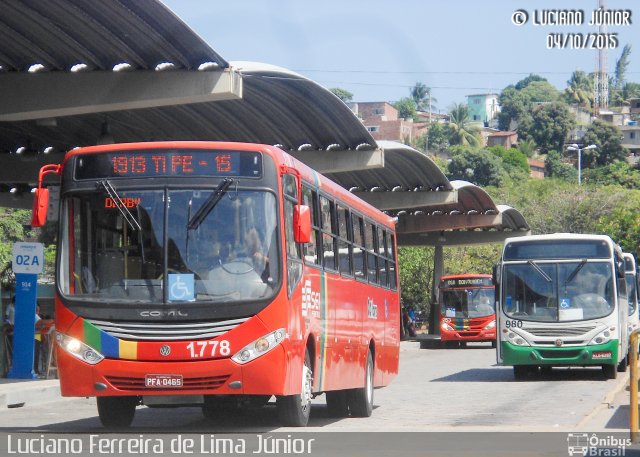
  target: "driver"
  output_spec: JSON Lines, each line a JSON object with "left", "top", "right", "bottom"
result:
{"left": 244, "top": 227, "right": 270, "bottom": 283}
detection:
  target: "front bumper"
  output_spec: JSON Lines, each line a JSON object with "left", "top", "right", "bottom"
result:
{"left": 501, "top": 340, "right": 619, "bottom": 366}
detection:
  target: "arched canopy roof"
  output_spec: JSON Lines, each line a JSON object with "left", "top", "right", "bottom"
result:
{"left": 0, "top": 0, "right": 530, "bottom": 245}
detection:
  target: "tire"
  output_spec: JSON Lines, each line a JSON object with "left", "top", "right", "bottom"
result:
{"left": 276, "top": 349, "right": 313, "bottom": 426}
{"left": 325, "top": 390, "right": 349, "bottom": 417}
{"left": 617, "top": 354, "right": 629, "bottom": 373}
{"left": 491, "top": 340, "right": 497, "bottom": 349}
{"left": 97, "top": 396, "right": 137, "bottom": 428}
{"left": 347, "top": 349, "right": 374, "bottom": 417}
{"left": 603, "top": 364, "right": 617, "bottom": 379}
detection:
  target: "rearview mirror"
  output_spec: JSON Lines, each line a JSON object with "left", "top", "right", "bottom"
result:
{"left": 31, "top": 187, "right": 50, "bottom": 227}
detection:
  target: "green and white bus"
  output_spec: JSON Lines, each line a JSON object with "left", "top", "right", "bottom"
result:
{"left": 624, "top": 253, "right": 639, "bottom": 336}
{"left": 495, "top": 234, "right": 629, "bottom": 380}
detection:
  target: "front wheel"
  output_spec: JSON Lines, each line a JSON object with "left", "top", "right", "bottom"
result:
{"left": 617, "top": 354, "right": 629, "bottom": 372}
{"left": 603, "top": 364, "right": 617, "bottom": 379}
{"left": 97, "top": 396, "right": 137, "bottom": 428}
{"left": 347, "top": 349, "right": 374, "bottom": 417}
{"left": 276, "top": 349, "right": 313, "bottom": 426}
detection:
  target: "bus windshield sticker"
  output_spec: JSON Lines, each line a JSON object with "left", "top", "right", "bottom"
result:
{"left": 168, "top": 273, "right": 195, "bottom": 302}
{"left": 560, "top": 298, "right": 571, "bottom": 309}
{"left": 446, "top": 308, "right": 456, "bottom": 318}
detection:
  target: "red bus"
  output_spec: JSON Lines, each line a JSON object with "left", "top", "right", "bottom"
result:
{"left": 438, "top": 274, "right": 496, "bottom": 347}
{"left": 32, "top": 141, "right": 400, "bottom": 427}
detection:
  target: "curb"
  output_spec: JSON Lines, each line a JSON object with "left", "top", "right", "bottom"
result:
{"left": 0, "top": 380, "right": 62, "bottom": 408}
{"left": 576, "top": 370, "right": 630, "bottom": 430}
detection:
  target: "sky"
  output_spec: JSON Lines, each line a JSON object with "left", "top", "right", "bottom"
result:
{"left": 161, "top": 0, "right": 640, "bottom": 112}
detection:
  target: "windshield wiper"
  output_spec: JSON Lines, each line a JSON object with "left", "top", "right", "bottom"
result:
{"left": 99, "top": 180, "right": 141, "bottom": 231}
{"left": 187, "top": 178, "right": 234, "bottom": 230}
{"left": 565, "top": 258, "right": 588, "bottom": 285}
{"left": 527, "top": 260, "right": 552, "bottom": 283}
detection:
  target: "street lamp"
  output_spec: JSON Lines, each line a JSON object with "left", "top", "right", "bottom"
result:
{"left": 566, "top": 144, "right": 597, "bottom": 185}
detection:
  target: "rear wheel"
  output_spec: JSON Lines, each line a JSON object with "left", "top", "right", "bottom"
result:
{"left": 325, "top": 390, "right": 349, "bottom": 417}
{"left": 276, "top": 349, "right": 313, "bottom": 426}
{"left": 603, "top": 364, "right": 617, "bottom": 379}
{"left": 347, "top": 349, "right": 374, "bottom": 417}
{"left": 97, "top": 396, "right": 137, "bottom": 428}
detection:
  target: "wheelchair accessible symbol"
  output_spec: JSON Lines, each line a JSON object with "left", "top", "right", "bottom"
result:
{"left": 560, "top": 298, "right": 571, "bottom": 309}
{"left": 168, "top": 273, "right": 195, "bottom": 301}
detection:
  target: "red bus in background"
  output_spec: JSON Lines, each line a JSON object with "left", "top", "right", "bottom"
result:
{"left": 438, "top": 274, "right": 496, "bottom": 347}
{"left": 32, "top": 141, "right": 400, "bottom": 427}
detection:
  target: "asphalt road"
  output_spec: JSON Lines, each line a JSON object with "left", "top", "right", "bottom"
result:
{"left": 0, "top": 341, "right": 628, "bottom": 434}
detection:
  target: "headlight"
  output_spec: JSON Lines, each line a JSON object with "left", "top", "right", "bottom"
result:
{"left": 55, "top": 332, "right": 104, "bottom": 365}
{"left": 484, "top": 320, "right": 496, "bottom": 330}
{"left": 441, "top": 322, "right": 454, "bottom": 332}
{"left": 588, "top": 328, "right": 613, "bottom": 346}
{"left": 505, "top": 330, "right": 530, "bottom": 346}
{"left": 231, "top": 328, "right": 286, "bottom": 365}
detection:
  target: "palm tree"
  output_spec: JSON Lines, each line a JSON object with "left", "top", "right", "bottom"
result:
{"left": 563, "top": 70, "right": 593, "bottom": 108}
{"left": 448, "top": 103, "right": 480, "bottom": 147}
{"left": 410, "top": 82, "right": 438, "bottom": 114}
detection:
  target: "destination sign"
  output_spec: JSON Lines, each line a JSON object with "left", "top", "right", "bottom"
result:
{"left": 441, "top": 277, "right": 493, "bottom": 288}
{"left": 74, "top": 149, "right": 262, "bottom": 180}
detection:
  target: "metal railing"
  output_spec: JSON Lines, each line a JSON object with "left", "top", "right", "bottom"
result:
{"left": 630, "top": 329, "right": 640, "bottom": 443}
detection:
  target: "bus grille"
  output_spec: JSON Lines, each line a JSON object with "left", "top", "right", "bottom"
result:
{"left": 87, "top": 317, "right": 250, "bottom": 341}
{"left": 106, "top": 375, "right": 230, "bottom": 391}
{"left": 525, "top": 326, "right": 596, "bottom": 337}
{"left": 538, "top": 350, "right": 582, "bottom": 359}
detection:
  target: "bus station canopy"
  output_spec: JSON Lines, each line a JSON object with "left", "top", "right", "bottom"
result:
{"left": 0, "top": 0, "right": 530, "bottom": 246}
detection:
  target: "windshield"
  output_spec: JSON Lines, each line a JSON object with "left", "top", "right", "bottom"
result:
{"left": 441, "top": 288, "right": 495, "bottom": 318}
{"left": 59, "top": 187, "right": 280, "bottom": 304}
{"left": 502, "top": 261, "right": 614, "bottom": 322}
{"left": 626, "top": 273, "right": 638, "bottom": 316}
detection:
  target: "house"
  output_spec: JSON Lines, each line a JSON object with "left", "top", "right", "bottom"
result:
{"left": 350, "top": 102, "right": 418, "bottom": 143}
{"left": 466, "top": 93, "right": 500, "bottom": 127}
{"left": 528, "top": 158, "right": 545, "bottom": 179}
{"left": 621, "top": 125, "right": 640, "bottom": 163}
{"left": 487, "top": 131, "right": 518, "bottom": 149}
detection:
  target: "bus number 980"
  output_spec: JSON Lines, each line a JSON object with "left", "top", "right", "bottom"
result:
{"left": 505, "top": 320, "right": 523, "bottom": 329}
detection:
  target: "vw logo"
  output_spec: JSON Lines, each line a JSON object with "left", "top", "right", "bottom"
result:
{"left": 554, "top": 339, "right": 563, "bottom": 347}
{"left": 159, "top": 345, "right": 171, "bottom": 356}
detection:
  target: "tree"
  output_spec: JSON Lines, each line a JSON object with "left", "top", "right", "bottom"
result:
{"left": 615, "top": 45, "right": 632, "bottom": 89}
{"left": 582, "top": 161, "right": 640, "bottom": 189}
{"left": 416, "top": 122, "right": 450, "bottom": 153}
{"left": 579, "top": 120, "right": 627, "bottom": 167}
{"left": 487, "top": 145, "right": 530, "bottom": 178}
{"left": 410, "top": 82, "right": 437, "bottom": 113}
{"left": 518, "top": 102, "right": 576, "bottom": 154}
{"left": 393, "top": 97, "right": 417, "bottom": 120}
{"left": 447, "top": 103, "right": 480, "bottom": 147}
{"left": 398, "top": 246, "right": 434, "bottom": 316}
{"left": 544, "top": 150, "right": 578, "bottom": 182}
{"left": 515, "top": 74, "right": 547, "bottom": 90}
{"left": 517, "top": 138, "right": 537, "bottom": 158}
{"left": 329, "top": 87, "right": 353, "bottom": 103}
{"left": 563, "top": 70, "right": 593, "bottom": 108}
{"left": 447, "top": 147, "right": 504, "bottom": 187}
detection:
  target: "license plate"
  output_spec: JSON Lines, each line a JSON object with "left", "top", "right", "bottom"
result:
{"left": 592, "top": 351, "right": 612, "bottom": 359}
{"left": 145, "top": 374, "right": 183, "bottom": 388}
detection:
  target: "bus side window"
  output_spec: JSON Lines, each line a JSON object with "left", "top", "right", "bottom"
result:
{"left": 320, "top": 195, "right": 337, "bottom": 271}
{"left": 365, "top": 221, "right": 378, "bottom": 284}
{"left": 388, "top": 233, "right": 397, "bottom": 290}
{"left": 302, "top": 186, "right": 320, "bottom": 266}
{"left": 352, "top": 215, "right": 366, "bottom": 281}
{"left": 378, "top": 226, "right": 387, "bottom": 287}
{"left": 283, "top": 175, "right": 303, "bottom": 297}
{"left": 337, "top": 204, "right": 352, "bottom": 276}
